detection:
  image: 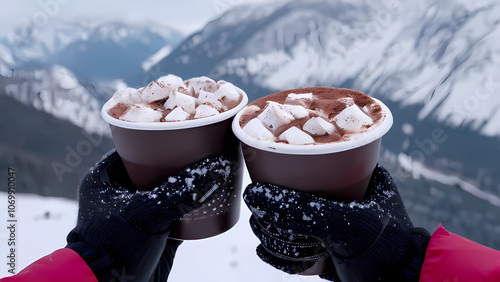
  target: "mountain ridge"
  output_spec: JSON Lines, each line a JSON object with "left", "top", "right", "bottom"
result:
{"left": 154, "top": 0, "right": 500, "bottom": 137}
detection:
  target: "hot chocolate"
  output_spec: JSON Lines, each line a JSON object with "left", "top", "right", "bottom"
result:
{"left": 107, "top": 75, "right": 244, "bottom": 123}
{"left": 232, "top": 86, "right": 393, "bottom": 275}
{"left": 231, "top": 86, "right": 393, "bottom": 201}
{"left": 101, "top": 74, "right": 249, "bottom": 240}
{"left": 238, "top": 87, "right": 384, "bottom": 145}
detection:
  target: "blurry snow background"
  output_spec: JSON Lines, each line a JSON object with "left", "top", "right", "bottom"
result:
{"left": 1, "top": 0, "right": 500, "bottom": 280}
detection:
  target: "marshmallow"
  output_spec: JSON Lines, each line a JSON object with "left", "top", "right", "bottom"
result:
{"left": 282, "top": 104, "right": 310, "bottom": 119}
{"left": 338, "top": 96, "right": 355, "bottom": 106}
{"left": 333, "top": 105, "right": 373, "bottom": 132}
{"left": 141, "top": 80, "right": 170, "bottom": 103}
{"left": 264, "top": 101, "right": 309, "bottom": 120}
{"left": 243, "top": 105, "right": 261, "bottom": 116}
{"left": 185, "top": 76, "right": 218, "bottom": 94}
{"left": 242, "top": 118, "right": 276, "bottom": 141}
{"left": 164, "top": 106, "right": 191, "bottom": 121}
{"left": 258, "top": 102, "right": 294, "bottom": 133}
{"left": 215, "top": 83, "right": 241, "bottom": 103}
{"left": 198, "top": 90, "right": 225, "bottom": 111}
{"left": 109, "top": 74, "right": 243, "bottom": 123}
{"left": 120, "top": 105, "right": 162, "bottom": 122}
{"left": 112, "top": 87, "right": 143, "bottom": 105}
{"left": 303, "top": 117, "right": 336, "bottom": 136}
{"left": 164, "top": 88, "right": 197, "bottom": 114}
{"left": 195, "top": 104, "right": 220, "bottom": 118}
{"left": 157, "top": 74, "right": 185, "bottom": 89}
{"left": 278, "top": 126, "right": 315, "bottom": 145}
{"left": 284, "top": 93, "right": 313, "bottom": 107}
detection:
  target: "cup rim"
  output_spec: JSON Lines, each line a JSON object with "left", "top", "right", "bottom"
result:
{"left": 101, "top": 87, "right": 249, "bottom": 131}
{"left": 231, "top": 97, "right": 393, "bottom": 155}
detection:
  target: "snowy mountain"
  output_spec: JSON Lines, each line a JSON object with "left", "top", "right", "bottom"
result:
{"left": 1, "top": 65, "right": 107, "bottom": 135}
{"left": 46, "top": 22, "right": 183, "bottom": 83}
{"left": 1, "top": 21, "right": 93, "bottom": 66}
{"left": 155, "top": 0, "right": 500, "bottom": 138}
{"left": 0, "top": 92, "right": 115, "bottom": 200}
{"left": 0, "top": 21, "right": 184, "bottom": 134}
{"left": 1, "top": 21, "right": 183, "bottom": 83}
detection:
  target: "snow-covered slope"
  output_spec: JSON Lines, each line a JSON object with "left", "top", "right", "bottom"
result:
{"left": 0, "top": 192, "right": 77, "bottom": 277}
{"left": 156, "top": 0, "right": 500, "bottom": 137}
{"left": 1, "top": 65, "right": 106, "bottom": 135}
{"left": 1, "top": 21, "right": 93, "bottom": 66}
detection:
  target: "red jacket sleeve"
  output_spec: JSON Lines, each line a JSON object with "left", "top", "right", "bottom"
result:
{"left": 0, "top": 248, "right": 98, "bottom": 282}
{"left": 420, "top": 225, "right": 500, "bottom": 282}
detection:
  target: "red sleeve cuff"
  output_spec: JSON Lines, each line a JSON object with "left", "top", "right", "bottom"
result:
{"left": 420, "top": 224, "right": 500, "bottom": 281}
{"left": 1, "top": 248, "right": 97, "bottom": 282}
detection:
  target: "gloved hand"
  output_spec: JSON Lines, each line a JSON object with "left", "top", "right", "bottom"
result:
{"left": 243, "top": 164, "right": 431, "bottom": 282}
{"left": 148, "top": 239, "right": 182, "bottom": 282}
{"left": 66, "top": 150, "right": 233, "bottom": 282}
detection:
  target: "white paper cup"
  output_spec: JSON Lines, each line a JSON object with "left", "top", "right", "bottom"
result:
{"left": 101, "top": 90, "right": 248, "bottom": 240}
{"left": 232, "top": 87, "right": 393, "bottom": 201}
{"left": 232, "top": 87, "right": 392, "bottom": 275}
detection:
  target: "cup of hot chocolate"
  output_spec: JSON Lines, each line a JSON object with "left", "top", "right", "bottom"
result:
{"left": 101, "top": 74, "right": 248, "bottom": 240}
{"left": 232, "top": 87, "right": 393, "bottom": 202}
{"left": 233, "top": 87, "right": 392, "bottom": 275}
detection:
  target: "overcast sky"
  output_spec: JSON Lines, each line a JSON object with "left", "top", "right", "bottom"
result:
{"left": 0, "top": 0, "right": 270, "bottom": 37}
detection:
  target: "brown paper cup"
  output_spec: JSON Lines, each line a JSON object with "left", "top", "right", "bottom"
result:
{"left": 101, "top": 92, "right": 248, "bottom": 240}
{"left": 232, "top": 91, "right": 393, "bottom": 274}
{"left": 240, "top": 138, "right": 381, "bottom": 201}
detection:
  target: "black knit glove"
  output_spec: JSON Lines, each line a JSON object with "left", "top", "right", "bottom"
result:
{"left": 243, "top": 165, "right": 430, "bottom": 282}
{"left": 66, "top": 150, "right": 232, "bottom": 282}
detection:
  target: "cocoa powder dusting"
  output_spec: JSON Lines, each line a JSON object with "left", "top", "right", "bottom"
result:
{"left": 108, "top": 103, "right": 128, "bottom": 119}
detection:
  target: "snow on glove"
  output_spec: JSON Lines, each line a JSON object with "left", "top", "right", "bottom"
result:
{"left": 243, "top": 164, "right": 431, "bottom": 282}
{"left": 66, "top": 150, "right": 233, "bottom": 282}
